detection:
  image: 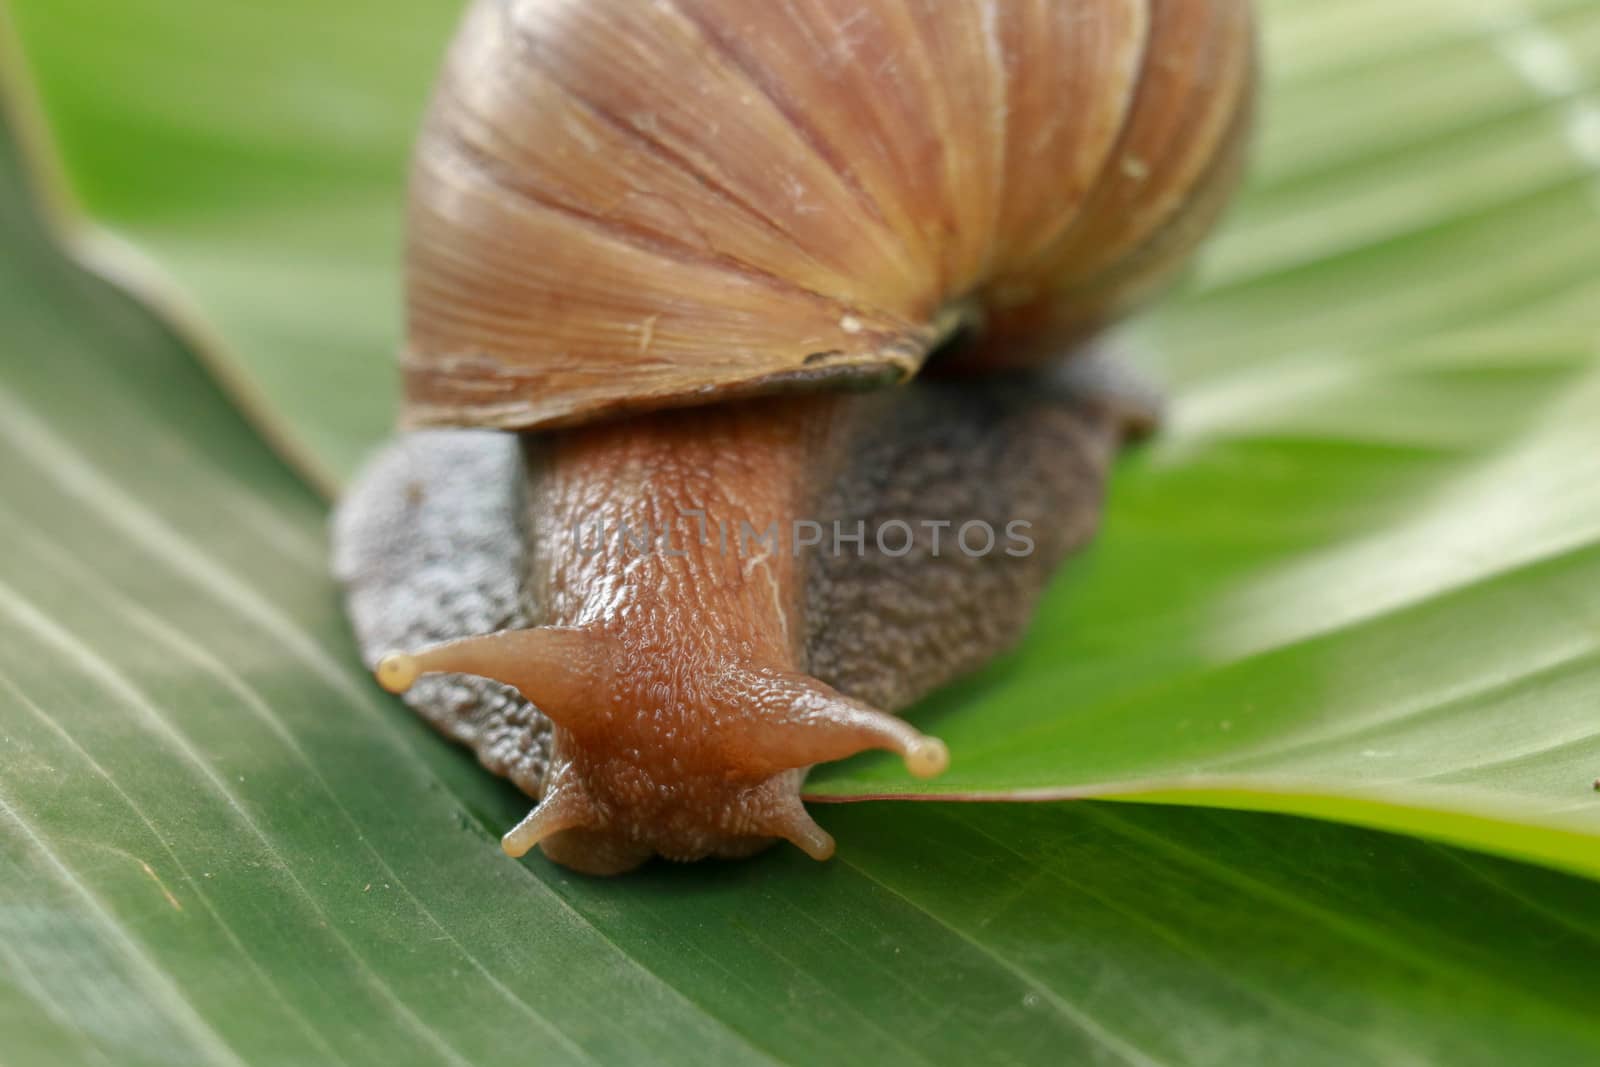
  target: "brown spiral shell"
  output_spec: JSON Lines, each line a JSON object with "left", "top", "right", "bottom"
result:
{"left": 402, "top": 0, "right": 1255, "bottom": 431}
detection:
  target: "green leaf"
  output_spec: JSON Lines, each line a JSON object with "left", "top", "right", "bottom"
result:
{"left": 5, "top": 6, "right": 1600, "bottom": 1063}
{"left": 13, "top": 0, "right": 1600, "bottom": 878}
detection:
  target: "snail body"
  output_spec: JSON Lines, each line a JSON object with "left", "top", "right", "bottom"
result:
{"left": 334, "top": 0, "right": 1255, "bottom": 874}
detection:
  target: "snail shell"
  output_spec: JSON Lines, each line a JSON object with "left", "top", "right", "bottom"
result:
{"left": 403, "top": 0, "right": 1255, "bottom": 430}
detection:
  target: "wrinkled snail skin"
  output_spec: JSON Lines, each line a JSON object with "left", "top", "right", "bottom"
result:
{"left": 333, "top": 0, "right": 1255, "bottom": 874}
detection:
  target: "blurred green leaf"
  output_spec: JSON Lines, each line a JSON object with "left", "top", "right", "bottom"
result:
{"left": 3, "top": 0, "right": 459, "bottom": 489}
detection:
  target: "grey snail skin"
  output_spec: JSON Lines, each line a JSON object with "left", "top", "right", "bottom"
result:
{"left": 332, "top": 0, "right": 1256, "bottom": 875}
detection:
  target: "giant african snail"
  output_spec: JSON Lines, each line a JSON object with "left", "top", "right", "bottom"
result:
{"left": 333, "top": 0, "right": 1256, "bottom": 874}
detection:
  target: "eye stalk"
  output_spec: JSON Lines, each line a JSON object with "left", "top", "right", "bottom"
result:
{"left": 373, "top": 626, "right": 612, "bottom": 729}
{"left": 716, "top": 667, "right": 951, "bottom": 781}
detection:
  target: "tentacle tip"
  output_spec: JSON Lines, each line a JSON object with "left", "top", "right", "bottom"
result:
{"left": 785, "top": 821, "right": 837, "bottom": 862}
{"left": 797, "top": 831, "right": 837, "bottom": 863}
{"left": 374, "top": 652, "right": 420, "bottom": 694}
{"left": 765, "top": 801, "right": 837, "bottom": 862}
{"left": 904, "top": 736, "right": 950, "bottom": 779}
{"left": 501, "top": 812, "right": 548, "bottom": 858}
{"left": 500, "top": 831, "right": 534, "bottom": 859}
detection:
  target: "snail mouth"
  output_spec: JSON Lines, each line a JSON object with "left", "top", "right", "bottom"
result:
{"left": 501, "top": 794, "right": 837, "bottom": 874}
{"left": 534, "top": 826, "right": 655, "bottom": 877}
{"left": 501, "top": 768, "right": 841, "bottom": 873}
{"left": 532, "top": 825, "right": 827, "bottom": 875}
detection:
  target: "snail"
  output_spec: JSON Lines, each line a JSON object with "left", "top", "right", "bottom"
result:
{"left": 333, "top": 0, "right": 1256, "bottom": 875}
